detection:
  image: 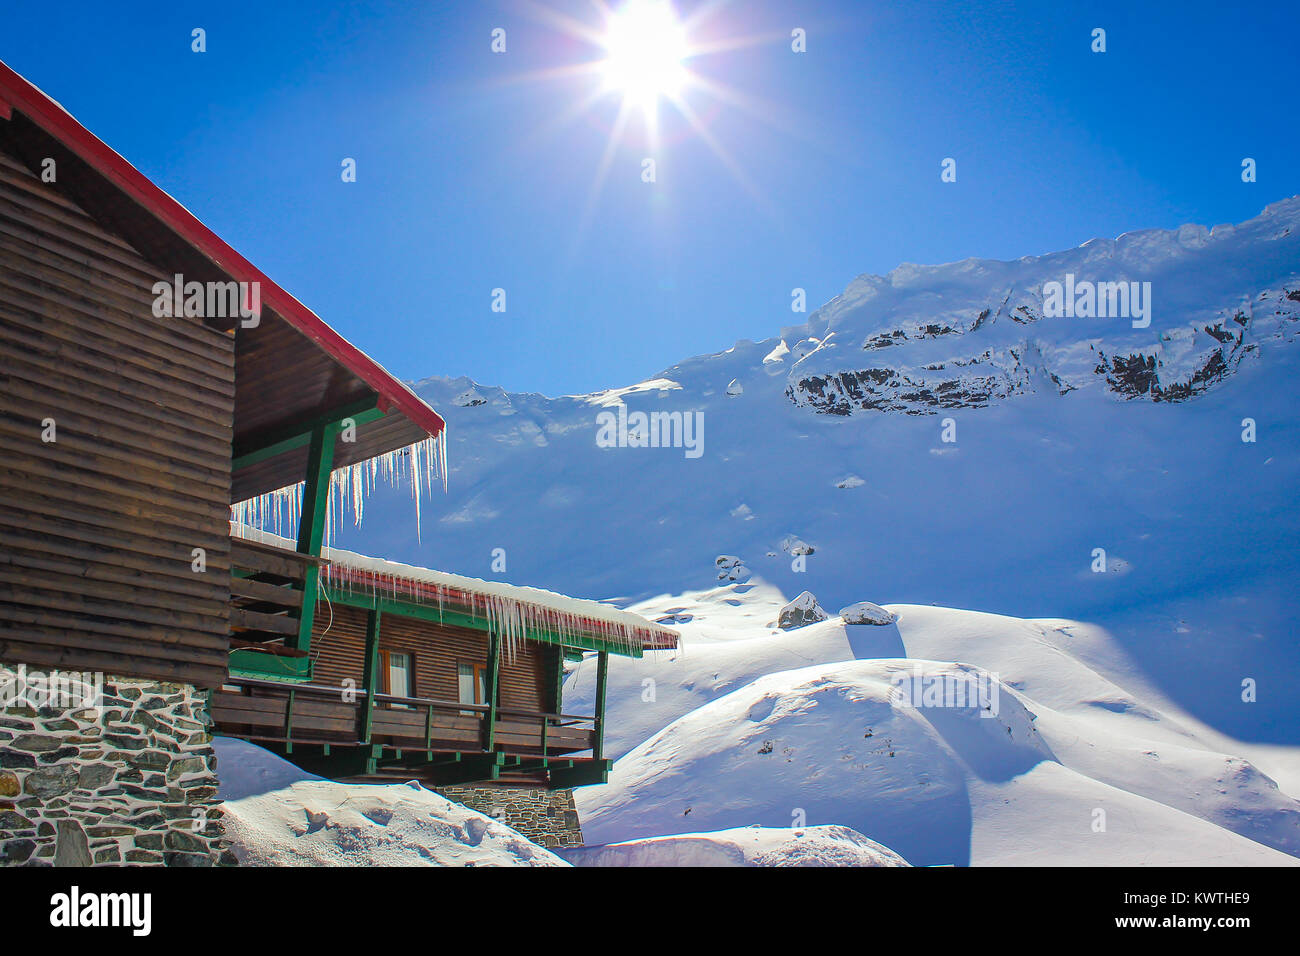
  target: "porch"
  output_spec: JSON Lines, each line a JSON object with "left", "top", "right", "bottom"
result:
{"left": 212, "top": 676, "right": 610, "bottom": 788}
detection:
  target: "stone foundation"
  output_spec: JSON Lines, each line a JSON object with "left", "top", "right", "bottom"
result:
{"left": 0, "top": 671, "right": 229, "bottom": 866}
{"left": 436, "top": 785, "right": 583, "bottom": 849}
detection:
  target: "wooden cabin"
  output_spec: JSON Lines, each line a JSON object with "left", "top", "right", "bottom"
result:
{"left": 0, "top": 57, "right": 677, "bottom": 868}
{"left": 0, "top": 59, "right": 448, "bottom": 691}
{"left": 214, "top": 534, "right": 678, "bottom": 789}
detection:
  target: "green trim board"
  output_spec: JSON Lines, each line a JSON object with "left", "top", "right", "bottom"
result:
{"left": 326, "top": 591, "right": 646, "bottom": 658}
{"left": 228, "top": 649, "right": 312, "bottom": 682}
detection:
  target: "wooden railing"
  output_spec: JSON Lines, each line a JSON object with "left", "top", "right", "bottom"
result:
{"left": 212, "top": 676, "right": 597, "bottom": 758}
{"left": 228, "top": 537, "right": 321, "bottom": 649}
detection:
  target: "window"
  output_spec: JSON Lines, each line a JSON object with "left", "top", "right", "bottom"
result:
{"left": 380, "top": 650, "right": 414, "bottom": 708}
{"left": 457, "top": 662, "right": 487, "bottom": 715}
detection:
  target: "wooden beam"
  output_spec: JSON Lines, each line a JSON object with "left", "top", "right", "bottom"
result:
{"left": 549, "top": 759, "right": 611, "bottom": 790}
{"left": 293, "top": 422, "right": 338, "bottom": 652}
{"left": 594, "top": 650, "right": 609, "bottom": 763}
{"left": 359, "top": 609, "right": 382, "bottom": 744}
{"left": 483, "top": 629, "right": 501, "bottom": 751}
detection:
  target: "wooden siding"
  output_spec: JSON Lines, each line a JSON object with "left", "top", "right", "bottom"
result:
{"left": 0, "top": 147, "right": 234, "bottom": 687}
{"left": 309, "top": 603, "right": 551, "bottom": 711}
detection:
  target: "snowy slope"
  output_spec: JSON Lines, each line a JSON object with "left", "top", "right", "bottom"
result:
{"left": 333, "top": 197, "right": 1300, "bottom": 746}
{"left": 559, "top": 824, "right": 908, "bottom": 867}
{"left": 566, "top": 586, "right": 1300, "bottom": 867}
{"left": 214, "top": 738, "right": 567, "bottom": 866}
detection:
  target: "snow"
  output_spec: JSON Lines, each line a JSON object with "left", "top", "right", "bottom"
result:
{"left": 298, "top": 197, "right": 1300, "bottom": 865}
{"left": 214, "top": 738, "right": 567, "bottom": 867}
{"left": 231, "top": 527, "right": 677, "bottom": 655}
{"left": 560, "top": 824, "right": 908, "bottom": 867}
{"left": 566, "top": 584, "right": 1300, "bottom": 867}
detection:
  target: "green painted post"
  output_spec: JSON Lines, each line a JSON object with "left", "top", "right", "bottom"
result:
{"left": 594, "top": 650, "right": 609, "bottom": 762}
{"left": 294, "top": 422, "right": 338, "bottom": 653}
{"left": 359, "top": 609, "right": 382, "bottom": 744}
{"left": 483, "top": 630, "right": 501, "bottom": 751}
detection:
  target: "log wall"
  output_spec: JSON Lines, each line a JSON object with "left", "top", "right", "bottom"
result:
{"left": 0, "top": 147, "right": 234, "bottom": 687}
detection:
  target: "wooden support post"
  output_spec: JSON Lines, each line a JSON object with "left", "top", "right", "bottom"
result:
{"left": 594, "top": 650, "right": 609, "bottom": 762}
{"left": 483, "top": 630, "right": 501, "bottom": 751}
{"left": 283, "top": 689, "right": 296, "bottom": 755}
{"left": 294, "top": 422, "right": 338, "bottom": 653}
{"left": 359, "top": 609, "right": 382, "bottom": 744}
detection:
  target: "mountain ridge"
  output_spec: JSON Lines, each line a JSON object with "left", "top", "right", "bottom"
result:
{"left": 332, "top": 196, "right": 1300, "bottom": 742}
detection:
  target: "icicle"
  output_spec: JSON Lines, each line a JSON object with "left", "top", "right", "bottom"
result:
{"left": 230, "top": 432, "right": 447, "bottom": 545}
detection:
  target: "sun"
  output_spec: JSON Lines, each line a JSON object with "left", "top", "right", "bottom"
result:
{"left": 599, "top": 1, "right": 689, "bottom": 109}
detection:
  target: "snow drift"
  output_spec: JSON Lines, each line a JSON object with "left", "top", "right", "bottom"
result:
{"left": 214, "top": 738, "right": 567, "bottom": 867}
{"left": 560, "top": 824, "right": 908, "bottom": 867}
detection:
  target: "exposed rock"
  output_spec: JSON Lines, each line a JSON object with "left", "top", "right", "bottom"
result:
{"left": 840, "top": 602, "right": 898, "bottom": 626}
{"left": 781, "top": 537, "right": 815, "bottom": 556}
{"left": 715, "top": 555, "right": 750, "bottom": 582}
{"left": 778, "top": 592, "right": 828, "bottom": 630}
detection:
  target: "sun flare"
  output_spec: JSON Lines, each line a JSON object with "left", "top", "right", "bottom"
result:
{"left": 600, "top": 1, "right": 689, "bottom": 108}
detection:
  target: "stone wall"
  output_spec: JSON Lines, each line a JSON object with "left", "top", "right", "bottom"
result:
{"left": 0, "top": 671, "right": 229, "bottom": 866}
{"left": 435, "top": 785, "right": 583, "bottom": 849}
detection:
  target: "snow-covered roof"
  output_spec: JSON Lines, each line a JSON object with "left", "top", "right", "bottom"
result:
{"left": 232, "top": 527, "right": 678, "bottom": 657}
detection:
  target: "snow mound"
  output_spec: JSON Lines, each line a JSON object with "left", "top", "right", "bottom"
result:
{"left": 725, "top": 378, "right": 743, "bottom": 396}
{"left": 841, "top": 601, "right": 898, "bottom": 625}
{"left": 559, "top": 824, "right": 908, "bottom": 867}
{"left": 778, "top": 590, "right": 828, "bottom": 629}
{"left": 569, "top": 587, "right": 1300, "bottom": 867}
{"left": 214, "top": 738, "right": 567, "bottom": 867}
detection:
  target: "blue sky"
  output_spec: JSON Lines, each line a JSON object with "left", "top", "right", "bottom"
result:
{"left": 5, "top": 0, "right": 1296, "bottom": 395}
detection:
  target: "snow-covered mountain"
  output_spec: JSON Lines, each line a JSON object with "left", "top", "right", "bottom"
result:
{"left": 336, "top": 197, "right": 1300, "bottom": 748}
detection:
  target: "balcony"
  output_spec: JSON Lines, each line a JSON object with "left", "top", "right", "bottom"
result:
{"left": 211, "top": 676, "right": 606, "bottom": 787}
{"left": 219, "top": 537, "right": 610, "bottom": 787}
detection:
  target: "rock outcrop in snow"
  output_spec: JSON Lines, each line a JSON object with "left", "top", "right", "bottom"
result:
{"left": 715, "top": 555, "right": 750, "bottom": 582}
{"left": 777, "top": 591, "right": 827, "bottom": 629}
{"left": 840, "top": 601, "right": 898, "bottom": 625}
{"left": 782, "top": 202, "right": 1300, "bottom": 417}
